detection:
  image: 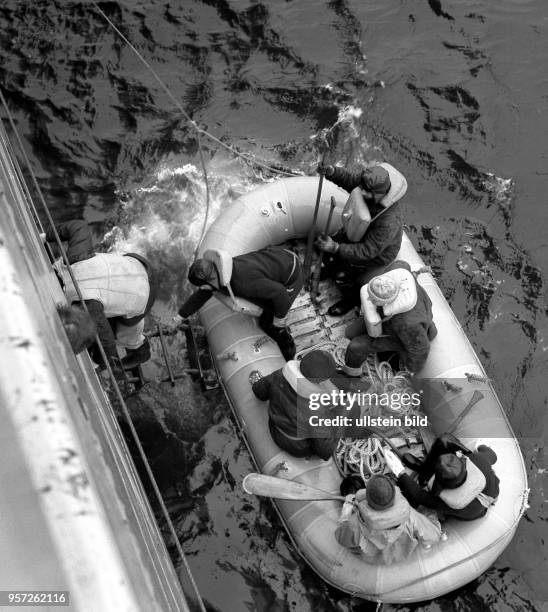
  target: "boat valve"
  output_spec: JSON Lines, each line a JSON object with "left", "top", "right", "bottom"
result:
{"left": 252, "top": 336, "right": 273, "bottom": 352}
{"left": 270, "top": 461, "right": 289, "bottom": 475}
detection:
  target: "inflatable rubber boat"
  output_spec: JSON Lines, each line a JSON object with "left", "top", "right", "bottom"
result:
{"left": 196, "top": 176, "right": 528, "bottom": 603}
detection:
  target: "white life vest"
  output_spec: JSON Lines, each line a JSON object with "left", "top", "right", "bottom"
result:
{"left": 357, "top": 487, "right": 410, "bottom": 530}
{"left": 428, "top": 456, "right": 496, "bottom": 510}
{"left": 340, "top": 163, "right": 407, "bottom": 243}
{"left": 342, "top": 187, "right": 371, "bottom": 242}
{"left": 361, "top": 268, "right": 418, "bottom": 337}
{"left": 378, "top": 162, "right": 408, "bottom": 207}
{"left": 63, "top": 253, "right": 149, "bottom": 318}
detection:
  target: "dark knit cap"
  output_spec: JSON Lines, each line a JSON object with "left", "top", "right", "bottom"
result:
{"left": 188, "top": 259, "right": 216, "bottom": 287}
{"left": 299, "top": 350, "right": 336, "bottom": 381}
{"left": 340, "top": 475, "right": 366, "bottom": 497}
{"left": 363, "top": 166, "right": 391, "bottom": 195}
{"left": 366, "top": 475, "right": 395, "bottom": 511}
{"left": 434, "top": 453, "right": 467, "bottom": 490}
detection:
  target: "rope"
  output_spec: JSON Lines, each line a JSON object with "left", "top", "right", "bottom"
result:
{"left": 89, "top": 2, "right": 300, "bottom": 179}
{"left": 334, "top": 360, "right": 422, "bottom": 480}
{"left": 0, "top": 97, "right": 207, "bottom": 612}
{"left": 193, "top": 131, "right": 210, "bottom": 258}
{"left": 89, "top": 0, "right": 305, "bottom": 263}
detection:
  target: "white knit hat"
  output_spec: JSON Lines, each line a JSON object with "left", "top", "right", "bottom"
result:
{"left": 367, "top": 275, "right": 399, "bottom": 305}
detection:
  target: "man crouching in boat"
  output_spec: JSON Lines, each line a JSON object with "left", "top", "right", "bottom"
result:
{"left": 250, "top": 350, "right": 342, "bottom": 460}
{"left": 335, "top": 474, "right": 442, "bottom": 564}
{"left": 179, "top": 246, "right": 302, "bottom": 360}
{"left": 393, "top": 434, "right": 500, "bottom": 521}
{"left": 315, "top": 162, "right": 407, "bottom": 316}
{"left": 46, "top": 220, "right": 156, "bottom": 371}
{"left": 342, "top": 261, "right": 437, "bottom": 376}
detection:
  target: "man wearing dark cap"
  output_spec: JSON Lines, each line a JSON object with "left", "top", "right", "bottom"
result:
{"left": 343, "top": 260, "right": 437, "bottom": 376}
{"left": 385, "top": 434, "right": 500, "bottom": 521}
{"left": 335, "top": 474, "right": 442, "bottom": 564}
{"left": 250, "top": 349, "right": 342, "bottom": 460}
{"left": 179, "top": 245, "right": 303, "bottom": 360}
{"left": 315, "top": 162, "right": 408, "bottom": 316}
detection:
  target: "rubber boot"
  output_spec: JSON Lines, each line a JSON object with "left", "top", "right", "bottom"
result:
{"left": 269, "top": 326, "right": 296, "bottom": 361}
{"left": 121, "top": 338, "right": 151, "bottom": 369}
{"left": 401, "top": 453, "right": 425, "bottom": 472}
{"left": 328, "top": 296, "right": 358, "bottom": 317}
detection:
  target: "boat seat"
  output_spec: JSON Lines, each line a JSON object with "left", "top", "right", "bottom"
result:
{"left": 203, "top": 248, "right": 262, "bottom": 317}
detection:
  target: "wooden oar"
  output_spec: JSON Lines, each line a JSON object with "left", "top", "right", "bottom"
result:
{"left": 303, "top": 161, "right": 326, "bottom": 289}
{"left": 447, "top": 389, "right": 484, "bottom": 435}
{"left": 243, "top": 473, "right": 345, "bottom": 502}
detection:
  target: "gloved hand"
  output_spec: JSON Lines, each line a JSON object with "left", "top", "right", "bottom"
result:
{"left": 172, "top": 314, "right": 185, "bottom": 327}
{"left": 249, "top": 370, "right": 263, "bottom": 385}
{"left": 340, "top": 494, "right": 356, "bottom": 521}
{"left": 317, "top": 163, "right": 334, "bottom": 177}
{"left": 315, "top": 235, "right": 339, "bottom": 253}
{"left": 384, "top": 448, "right": 405, "bottom": 477}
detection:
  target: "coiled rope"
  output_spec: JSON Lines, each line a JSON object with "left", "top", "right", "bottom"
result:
{"left": 334, "top": 361, "right": 421, "bottom": 480}
{"left": 0, "top": 94, "right": 207, "bottom": 612}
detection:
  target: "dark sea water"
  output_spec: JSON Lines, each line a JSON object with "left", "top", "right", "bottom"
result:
{"left": 1, "top": 1, "right": 547, "bottom": 610}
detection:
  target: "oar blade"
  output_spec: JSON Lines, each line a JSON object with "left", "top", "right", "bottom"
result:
{"left": 243, "top": 473, "right": 343, "bottom": 501}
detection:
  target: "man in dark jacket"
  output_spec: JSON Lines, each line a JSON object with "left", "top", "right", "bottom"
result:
{"left": 315, "top": 163, "right": 407, "bottom": 315}
{"left": 179, "top": 246, "right": 303, "bottom": 360}
{"left": 46, "top": 220, "right": 156, "bottom": 370}
{"left": 385, "top": 435, "right": 500, "bottom": 521}
{"left": 343, "top": 261, "right": 437, "bottom": 376}
{"left": 250, "top": 350, "right": 341, "bottom": 460}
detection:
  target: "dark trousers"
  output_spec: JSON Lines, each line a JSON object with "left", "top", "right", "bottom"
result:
{"left": 269, "top": 420, "right": 335, "bottom": 461}
{"left": 258, "top": 264, "right": 304, "bottom": 332}
{"left": 321, "top": 256, "right": 379, "bottom": 304}
{"left": 344, "top": 318, "right": 405, "bottom": 367}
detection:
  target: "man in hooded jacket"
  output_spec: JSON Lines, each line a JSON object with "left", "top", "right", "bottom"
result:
{"left": 335, "top": 474, "right": 442, "bottom": 564}
{"left": 391, "top": 435, "right": 500, "bottom": 521}
{"left": 315, "top": 163, "right": 407, "bottom": 316}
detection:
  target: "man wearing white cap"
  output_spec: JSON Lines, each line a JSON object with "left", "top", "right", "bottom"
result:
{"left": 343, "top": 261, "right": 437, "bottom": 375}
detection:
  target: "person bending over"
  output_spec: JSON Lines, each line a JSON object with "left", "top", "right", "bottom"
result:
{"left": 47, "top": 220, "right": 156, "bottom": 370}
{"left": 179, "top": 245, "right": 302, "bottom": 360}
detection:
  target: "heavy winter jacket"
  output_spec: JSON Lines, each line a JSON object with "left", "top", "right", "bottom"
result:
{"left": 398, "top": 448, "right": 500, "bottom": 521}
{"left": 180, "top": 246, "right": 302, "bottom": 318}
{"left": 251, "top": 363, "right": 339, "bottom": 460}
{"left": 346, "top": 279, "right": 437, "bottom": 373}
{"left": 381, "top": 283, "right": 437, "bottom": 373}
{"left": 335, "top": 487, "right": 442, "bottom": 564}
{"left": 328, "top": 167, "right": 403, "bottom": 268}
